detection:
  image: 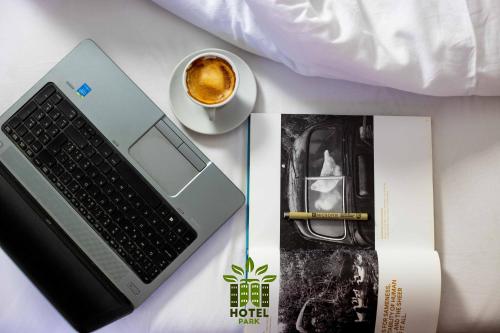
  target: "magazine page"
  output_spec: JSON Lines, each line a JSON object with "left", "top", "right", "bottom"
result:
{"left": 245, "top": 114, "right": 440, "bottom": 333}
{"left": 373, "top": 116, "right": 435, "bottom": 250}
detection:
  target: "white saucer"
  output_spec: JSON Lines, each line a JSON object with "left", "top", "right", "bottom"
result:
{"left": 169, "top": 48, "right": 257, "bottom": 135}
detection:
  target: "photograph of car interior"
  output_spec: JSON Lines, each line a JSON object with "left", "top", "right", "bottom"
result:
{"left": 281, "top": 115, "right": 374, "bottom": 250}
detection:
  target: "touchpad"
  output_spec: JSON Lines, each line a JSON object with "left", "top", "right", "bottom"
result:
{"left": 129, "top": 126, "right": 197, "bottom": 196}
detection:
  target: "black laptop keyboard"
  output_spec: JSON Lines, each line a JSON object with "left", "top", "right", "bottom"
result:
{"left": 2, "top": 83, "right": 197, "bottom": 284}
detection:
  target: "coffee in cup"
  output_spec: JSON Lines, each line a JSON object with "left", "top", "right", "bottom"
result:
{"left": 185, "top": 56, "right": 236, "bottom": 105}
{"left": 183, "top": 52, "right": 239, "bottom": 121}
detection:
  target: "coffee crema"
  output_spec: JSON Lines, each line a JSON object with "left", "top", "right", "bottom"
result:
{"left": 185, "top": 56, "right": 236, "bottom": 105}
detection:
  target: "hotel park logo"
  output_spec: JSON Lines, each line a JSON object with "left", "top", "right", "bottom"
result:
{"left": 222, "top": 257, "right": 277, "bottom": 325}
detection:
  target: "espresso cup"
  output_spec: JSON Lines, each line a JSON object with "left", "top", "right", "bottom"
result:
{"left": 182, "top": 52, "right": 239, "bottom": 121}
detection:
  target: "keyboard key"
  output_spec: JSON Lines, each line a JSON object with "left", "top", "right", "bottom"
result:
{"left": 148, "top": 214, "right": 161, "bottom": 227}
{"left": 3, "top": 125, "right": 13, "bottom": 134}
{"left": 25, "top": 117, "right": 37, "bottom": 129}
{"left": 141, "top": 208, "right": 152, "bottom": 218}
{"left": 24, "top": 133, "right": 35, "bottom": 145}
{"left": 116, "top": 162, "right": 161, "bottom": 208}
{"left": 33, "top": 109, "right": 45, "bottom": 121}
{"left": 69, "top": 148, "right": 83, "bottom": 161}
{"left": 60, "top": 172, "right": 72, "bottom": 185}
{"left": 136, "top": 219, "right": 148, "bottom": 232}
{"left": 120, "top": 203, "right": 132, "bottom": 213}
{"left": 114, "top": 179, "right": 127, "bottom": 191}
{"left": 103, "top": 183, "right": 115, "bottom": 195}
{"left": 173, "top": 240, "right": 186, "bottom": 254}
{"left": 47, "top": 124, "right": 60, "bottom": 137}
{"left": 97, "top": 143, "right": 113, "bottom": 158}
{"left": 63, "top": 141, "right": 76, "bottom": 153}
{"left": 79, "top": 158, "right": 91, "bottom": 170}
{"left": 110, "top": 211, "right": 125, "bottom": 224}
{"left": 55, "top": 116, "right": 69, "bottom": 129}
{"left": 76, "top": 190, "right": 88, "bottom": 203}
{"left": 110, "top": 191, "right": 123, "bottom": 204}
{"left": 37, "top": 151, "right": 56, "bottom": 167}
{"left": 56, "top": 151, "right": 68, "bottom": 163}
{"left": 90, "top": 135, "right": 103, "bottom": 147}
{"left": 74, "top": 117, "right": 87, "bottom": 129}
{"left": 40, "top": 117, "right": 52, "bottom": 129}
{"left": 32, "top": 124, "right": 43, "bottom": 137}
{"left": 86, "top": 166, "right": 99, "bottom": 179}
{"left": 55, "top": 180, "right": 64, "bottom": 190}
{"left": 94, "top": 175, "right": 107, "bottom": 187}
{"left": 35, "top": 84, "right": 55, "bottom": 105}
{"left": 87, "top": 184, "right": 100, "bottom": 197}
{"left": 74, "top": 169, "right": 85, "bottom": 181}
{"left": 49, "top": 93, "right": 63, "bottom": 105}
{"left": 174, "top": 223, "right": 189, "bottom": 236}
{"left": 127, "top": 210, "right": 140, "bottom": 223}
{"left": 30, "top": 141, "right": 42, "bottom": 153}
{"left": 16, "top": 125, "right": 28, "bottom": 137}
{"left": 41, "top": 165, "right": 51, "bottom": 175}
{"left": 81, "top": 128, "right": 92, "bottom": 139}
{"left": 40, "top": 132, "right": 51, "bottom": 144}
{"left": 66, "top": 160, "right": 77, "bottom": 172}
{"left": 48, "top": 108, "right": 61, "bottom": 120}
{"left": 158, "top": 206, "right": 172, "bottom": 219}
{"left": 52, "top": 163, "right": 64, "bottom": 176}
{"left": 84, "top": 125, "right": 95, "bottom": 136}
{"left": 90, "top": 153, "right": 103, "bottom": 166}
{"left": 142, "top": 243, "right": 157, "bottom": 259}
{"left": 82, "top": 145, "right": 96, "bottom": 158}
{"left": 108, "top": 171, "right": 119, "bottom": 183}
{"left": 182, "top": 229, "right": 197, "bottom": 244}
{"left": 68, "top": 181, "right": 80, "bottom": 193}
{"left": 47, "top": 134, "right": 67, "bottom": 155}
{"left": 150, "top": 234, "right": 164, "bottom": 248}
{"left": 18, "top": 101, "right": 37, "bottom": 120}
{"left": 26, "top": 149, "right": 34, "bottom": 158}
{"left": 57, "top": 100, "right": 77, "bottom": 119}
{"left": 124, "top": 187, "right": 136, "bottom": 200}
{"left": 165, "top": 231, "right": 178, "bottom": 243}
{"left": 8, "top": 116, "right": 22, "bottom": 129}
{"left": 49, "top": 173, "right": 57, "bottom": 183}
{"left": 108, "top": 154, "right": 121, "bottom": 166}
{"left": 165, "top": 214, "right": 179, "bottom": 228}
{"left": 42, "top": 101, "right": 54, "bottom": 113}
{"left": 142, "top": 225, "right": 155, "bottom": 238}
{"left": 161, "top": 246, "right": 176, "bottom": 261}
{"left": 95, "top": 194, "right": 108, "bottom": 207}
{"left": 65, "top": 125, "right": 87, "bottom": 149}
{"left": 98, "top": 161, "right": 112, "bottom": 174}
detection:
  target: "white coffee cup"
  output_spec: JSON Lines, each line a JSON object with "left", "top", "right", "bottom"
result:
{"left": 182, "top": 52, "right": 239, "bottom": 121}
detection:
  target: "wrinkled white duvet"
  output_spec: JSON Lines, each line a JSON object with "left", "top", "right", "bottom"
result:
{"left": 154, "top": 0, "right": 500, "bottom": 96}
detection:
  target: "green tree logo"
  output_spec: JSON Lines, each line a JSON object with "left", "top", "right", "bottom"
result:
{"left": 223, "top": 257, "right": 276, "bottom": 308}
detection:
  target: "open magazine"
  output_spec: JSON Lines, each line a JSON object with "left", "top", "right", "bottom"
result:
{"left": 245, "top": 114, "right": 441, "bottom": 333}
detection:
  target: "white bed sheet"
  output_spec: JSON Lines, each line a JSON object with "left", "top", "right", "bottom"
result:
{"left": 154, "top": 0, "right": 500, "bottom": 97}
{"left": 0, "top": 1, "right": 500, "bottom": 332}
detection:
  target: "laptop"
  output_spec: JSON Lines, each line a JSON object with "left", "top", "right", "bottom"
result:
{"left": 0, "top": 40, "right": 245, "bottom": 332}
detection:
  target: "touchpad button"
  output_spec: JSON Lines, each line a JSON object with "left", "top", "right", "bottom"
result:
{"left": 129, "top": 126, "right": 197, "bottom": 196}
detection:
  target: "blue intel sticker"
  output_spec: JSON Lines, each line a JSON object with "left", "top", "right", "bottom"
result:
{"left": 76, "top": 83, "right": 92, "bottom": 97}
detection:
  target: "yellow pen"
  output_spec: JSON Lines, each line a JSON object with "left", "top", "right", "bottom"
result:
{"left": 283, "top": 211, "right": 369, "bottom": 221}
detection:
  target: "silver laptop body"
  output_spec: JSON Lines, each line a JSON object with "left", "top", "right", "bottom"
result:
{"left": 0, "top": 40, "right": 245, "bottom": 307}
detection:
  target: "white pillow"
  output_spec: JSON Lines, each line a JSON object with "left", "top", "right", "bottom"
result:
{"left": 154, "top": 0, "right": 500, "bottom": 96}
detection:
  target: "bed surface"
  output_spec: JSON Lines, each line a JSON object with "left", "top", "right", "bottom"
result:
{"left": 0, "top": 1, "right": 499, "bottom": 332}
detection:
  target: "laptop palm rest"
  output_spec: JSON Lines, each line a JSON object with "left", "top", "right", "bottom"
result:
{"left": 129, "top": 121, "right": 198, "bottom": 196}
